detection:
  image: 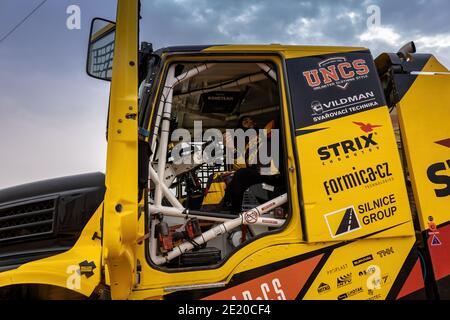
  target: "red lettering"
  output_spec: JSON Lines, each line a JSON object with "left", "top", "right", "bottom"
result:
{"left": 337, "top": 62, "right": 355, "bottom": 79}
{"left": 353, "top": 59, "right": 369, "bottom": 75}
{"left": 303, "top": 58, "right": 369, "bottom": 89}
{"left": 319, "top": 65, "right": 339, "bottom": 84}
{"left": 303, "top": 70, "right": 321, "bottom": 87}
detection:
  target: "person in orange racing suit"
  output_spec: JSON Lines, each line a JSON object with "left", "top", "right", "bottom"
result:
{"left": 222, "top": 116, "right": 279, "bottom": 215}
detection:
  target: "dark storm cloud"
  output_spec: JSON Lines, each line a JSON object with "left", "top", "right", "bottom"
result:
{"left": 140, "top": 0, "right": 360, "bottom": 46}
{"left": 140, "top": 0, "right": 450, "bottom": 62}
{"left": 0, "top": 0, "right": 449, "bottom": 188}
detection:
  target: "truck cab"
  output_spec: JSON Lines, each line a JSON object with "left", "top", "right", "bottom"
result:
{"left": 0, "top": 0, "right": 449, "bottom": 300}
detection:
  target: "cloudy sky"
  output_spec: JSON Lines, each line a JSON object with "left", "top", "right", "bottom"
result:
{"left": 0, "top": 0, "right": 449, "bottom": 189}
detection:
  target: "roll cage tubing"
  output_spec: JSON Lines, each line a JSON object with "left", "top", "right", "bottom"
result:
{"left": 137, "top": 55, "right": 278, "bottom": 194}
{"left": 145, "top": 61, "right": 283, "bottom": 208}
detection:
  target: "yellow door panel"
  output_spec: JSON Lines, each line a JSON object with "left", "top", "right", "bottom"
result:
{"left": 297, "top": 108, "right": 414, "bottom": 241}
{"left": 285, "top": 50, "right": 414, "bottom": 242}
{"left": 102, "top": 0, "right": 139, "bottom": 300}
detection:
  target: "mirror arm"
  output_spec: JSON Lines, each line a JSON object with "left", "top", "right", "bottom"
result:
{"left": 139, "top": 42, "right": 159, "bottom": 83}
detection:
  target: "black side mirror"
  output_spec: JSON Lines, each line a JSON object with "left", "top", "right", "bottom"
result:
{"left": 397, "top": 41, "right": 416, "bottom": 61}
{"left": 86, "top": 18, "right": 116, "bottom": 81}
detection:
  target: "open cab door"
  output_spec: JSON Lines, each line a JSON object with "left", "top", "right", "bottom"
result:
{"left": 88, "top": 0, "right": 140, "bottom": 299}
{"left": 286, "top": 50, "right": 415, "bottom": 242}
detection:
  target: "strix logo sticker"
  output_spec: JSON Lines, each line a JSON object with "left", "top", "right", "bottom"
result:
{"left": 353, "top": 121, "right": 382, "bottom": 133}
{"left": 317, "top": 132, "right": 379, "bottom": 162}
{"left": 324, "top": 206, "right": 361, "bottom": 238}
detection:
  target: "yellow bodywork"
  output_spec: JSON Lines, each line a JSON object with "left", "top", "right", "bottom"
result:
{"left": 0, "top": 204, "right": 103, "bottom": 297}
{"left": 1, "top": 43, "right": 420, "bottom": 300}
{"left": 131, "top": 53, "right": 307, "bottom": 299}
{"left": 396, "top": 56, "right": 450, "bottom": 231}
{"left": 3, "top": 0, "right": 446, "bottom": 300}
{"left": 128, "top": 49, "right": 417, "bottom": 300}
{"left": 101, "top": 0, "right": 139, "bottom": 300}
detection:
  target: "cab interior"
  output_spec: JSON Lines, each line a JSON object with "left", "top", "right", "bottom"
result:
{"left": 147, "top": 61, "right": 289, "bottom": 269}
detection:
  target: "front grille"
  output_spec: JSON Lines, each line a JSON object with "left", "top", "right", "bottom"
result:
{"left": 0, "top": 198, "right": 56, "bottom": 243}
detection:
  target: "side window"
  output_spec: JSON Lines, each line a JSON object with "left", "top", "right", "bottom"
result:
{"left": 147, "top": 61, "right": 289, "bottom": 269}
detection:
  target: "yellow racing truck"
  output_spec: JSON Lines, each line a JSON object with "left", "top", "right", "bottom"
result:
{"left": 0, "top": 0, "right": 449, "bottom": 300}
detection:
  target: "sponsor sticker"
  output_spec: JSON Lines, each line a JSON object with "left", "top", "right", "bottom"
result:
{"left": 427, "top": 140, "right": 450, "bottom": 198}
{"left": 337, "top": 287, "right": 364, "bottom": 300}
{"left": 310, "top": 93, "right": 380, "bottom": 123}
{"left": 368, "top": 274, "right": 390, "bottom": 289}
{"left": 317, "top": 132, "right": 379, "bottom": 163}
{"left": 352, "top": 254, "right": 374, "bottom": 266}
{"left": 302, "top": 57, "right": 369, "bottom": 91}
{"left": 79, "top": 260, "right": 96, "bottom": 278}
{"left": 366, "top": 294, "right": 382, "bottom": 300}
{"left": 287, "top": 52, "right": 386, "bottom": 129}
{"left": 376, "top": 247, "right": 394, "bottom": 258}
{"left": 337, "top": 273, "right": 352, "bottom": 288}
{"left": 357, "top": 194, "right": 398, "bottom": 226}
{"left": 427, "top": 159, "right": 450, "bottom": 198}
{"left": 326, "top": 264, "right": 348, "bottom": 275}
{"left": 244, "top": 211, "right": 258, "bottom": 224}
{"left": 427, "top": 216, "right": 440, "bottom": 236}
{"left": 431, "top": 234, "right": 442, "bottom": 246}
{"left": 323, "top": 163, "right": 394, "bottom": 200}
{"left": 359, "top": 265, "right": 377, "bottom": 276}
{"left": 317, "top": 282, "right": 331, "bottom": 294}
